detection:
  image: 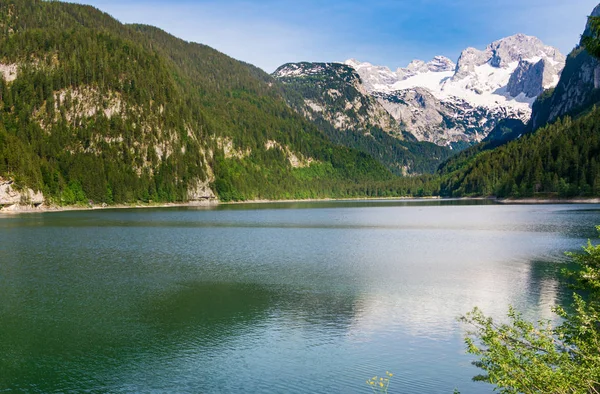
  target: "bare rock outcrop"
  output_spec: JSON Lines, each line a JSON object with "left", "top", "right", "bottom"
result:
{"left": 186, "top": 179, "right": 216, "bottom": 204}
{"left": 0, "top": 178, "right": 44, "bottom": 210}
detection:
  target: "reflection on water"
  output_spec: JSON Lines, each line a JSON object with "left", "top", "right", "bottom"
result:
{"left": 0, "top": 201, "right": 599, "bottom": 393}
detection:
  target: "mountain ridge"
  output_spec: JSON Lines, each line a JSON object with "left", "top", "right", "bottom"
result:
{"left": 342, "top": 34, "right": 565, "bottom": 146}
{"left": 273, "top": 61, "right": 453, "bottom": 175}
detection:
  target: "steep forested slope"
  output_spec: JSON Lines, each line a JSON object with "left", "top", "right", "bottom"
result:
{"left": 439, "top": 107, "right": 600, "bottom": 197}
{"left": 0, "top": 0, "right": 395, "bottom": 205}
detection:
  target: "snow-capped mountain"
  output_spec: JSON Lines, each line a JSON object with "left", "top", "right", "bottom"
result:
{"left": 345, "top": 34, "right": 566, "bottom": 146}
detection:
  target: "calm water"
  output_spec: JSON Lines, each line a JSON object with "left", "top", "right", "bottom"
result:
{"left": 1, "top": 200, "right": 599, "bottom": 393}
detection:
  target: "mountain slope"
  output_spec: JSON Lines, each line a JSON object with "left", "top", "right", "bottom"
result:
{"left": 439, "top": 108, "right": 600, "bottom": 198}
{"left": 273, "top": 62, "right": 453, "bottom": 175}
{"left": 529, "top": 4, "right": 600, "bottom": 131}
{"left": 346, "top": 34, "right": 565, "bottom": 147}
{"left": 0, "top": 0, "right": 395, "bottom": 206}
{"left": 438, "top": 4, "right": 600, "bottom": 198}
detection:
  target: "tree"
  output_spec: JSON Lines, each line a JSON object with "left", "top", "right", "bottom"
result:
{"left": 582, "top": 16, "right": 600, "bottom": 59}
{"left": 460, "top": 228, "right": 600, "bottom": 393}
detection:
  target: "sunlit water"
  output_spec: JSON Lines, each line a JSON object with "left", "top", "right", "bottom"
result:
{"left": 1, "top": 200, "right": 599, "bottom": 393}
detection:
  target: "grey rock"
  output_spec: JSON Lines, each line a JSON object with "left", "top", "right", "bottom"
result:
{"left": 275, "top": 62, "right": 398, "bottom": 134}
{"left": 530, "top": 3, "right": 600, "bottom": 130}
{"left": 0, "top": 178, "right": 44, "bottom": 207}
{"left": 507, "top": 59, "right": 546, "bottom": 98}
{"left": 453, "top": 34, "right": 565, "bottom": 83}
{"left": 398, "top": 56, "right": 456, "bottom": 80}
{"left": 453, "top": 47, "right": 493, "bottom": 80}
{"left": 375, "top": 89, "right": 529, "bottom": 146}
{"left": 489, "top": 34, "right": 564, "bottom": 68}
{"left": 187, "top": 179, "right": 216, "bottom": 201}
{"left": 427, "top": 56, "right": 456, "bottom": 72}
{"left": 344, "top": 59, "right": 400, "bottom": 92}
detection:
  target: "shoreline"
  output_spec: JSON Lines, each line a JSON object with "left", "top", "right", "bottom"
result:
{"left": 2, "top": 196, "right": 600, "bottom": 215}
{"left": 0, "top": 199, "right": 220, "bottom": 215}
{"left": 219, "top": 195, "right": 445, "bottom": 205}
{"left": 495, "top": 198, "right": 600, "bottom": 204}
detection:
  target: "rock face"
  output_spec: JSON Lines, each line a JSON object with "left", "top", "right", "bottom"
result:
{"left": 397, "top": 56, "right": 456, "bottom": 79}
{"left": 272, "top": 62, "right": 455, "bottom": 175}
{"left": 274, "top": 62, "right": 399, "bottom": 135}
{"left": 0, "top": 178, "right": 44, "bottom": 208}
{"left": 530, "top": 4, "right": 600, "bottom": 130}
{"left": 453, "top": 47, "right": 493, "bottom": 80}
{"left": 426, "top": 56, "right": 456, "bottom": 73}
{"left": 375, "top": 88, "right": 507, "bottom": 146}
{"left": 488, "top": 34, "right": 563, "bottom": 68}
{"left": 344, "top": 34, "right": 565, "bottom": 146}
{"left": 186, "top": 179, "right": 216, "bottom": 203}
{"left": 344, "top": 59, "right": 401, "bottom": 93}
{"left": 507, "top": 59, "right": 547, "bottom": 98}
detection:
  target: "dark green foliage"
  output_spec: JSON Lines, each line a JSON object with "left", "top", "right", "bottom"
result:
{"left": 0, "top": 0, "right": 419, "bottom": 204}
{"left": 437, "top": 119, "right": 525, "bottom": 176}
{"left": 461, "top": 230, "right": 600, "bottom": 393}
{"left": 439, "top": 107, "right": 600, "bottom": 198}
{"left": 482, "top": 119, "right": 526, "bottom": 145}
{"left": 582, "top": 16, "right": 600, "bottom": 59}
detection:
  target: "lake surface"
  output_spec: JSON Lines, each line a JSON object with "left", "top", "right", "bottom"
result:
{"left": 1, "top": 200, "right": 600, "bottom": 393}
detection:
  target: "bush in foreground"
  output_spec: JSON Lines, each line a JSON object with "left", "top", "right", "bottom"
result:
{"left": 461, "top": 227, "right": 600, "bottom": 393}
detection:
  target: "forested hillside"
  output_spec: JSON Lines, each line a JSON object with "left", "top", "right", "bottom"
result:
{"left": 0, "top": 0, "right": 405, "bottom": 205}
{"left": 439, "top": 107, "right": 600, "bottom": 197}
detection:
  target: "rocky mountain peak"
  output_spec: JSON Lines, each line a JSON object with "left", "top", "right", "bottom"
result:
{"left": 343, "top": 59, "right": 400, "bottom": 91}
{"left": 394, "top": 56, "right": 455, "bottom": 81}
{"left": 406, "top": 59, "right": 428, "bottom": 73}
{"left": 341, "top": 34, "right": 565, "bottom": 147}
{"left": 453, "top": 47, "right": 492, "bottom": 80}
{"left": 488, "top": 34, "right": 565, "bottom": 68}
{"left": 402, "top": 56, "right": 455, "bottom": 74}
{"left": 428, "top": 56, "right": 456, "bottom": 72}
{"left": 453, "top": 34, "right": 565, "bottom": 82}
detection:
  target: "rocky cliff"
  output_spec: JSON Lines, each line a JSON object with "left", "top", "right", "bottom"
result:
{"left": 529, "top": 4, "right": 600, "bottom": 130}
{"left": 0, "top": 178, "right": 44, "bottom": 210}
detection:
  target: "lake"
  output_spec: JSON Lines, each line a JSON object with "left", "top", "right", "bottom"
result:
{"left": 1, "top": 200, "right": 599, "bottom": 393}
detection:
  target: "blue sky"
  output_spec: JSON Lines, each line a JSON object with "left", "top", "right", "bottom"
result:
{"left": 70, "top": 0, "right": 599, "bottom": 72}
